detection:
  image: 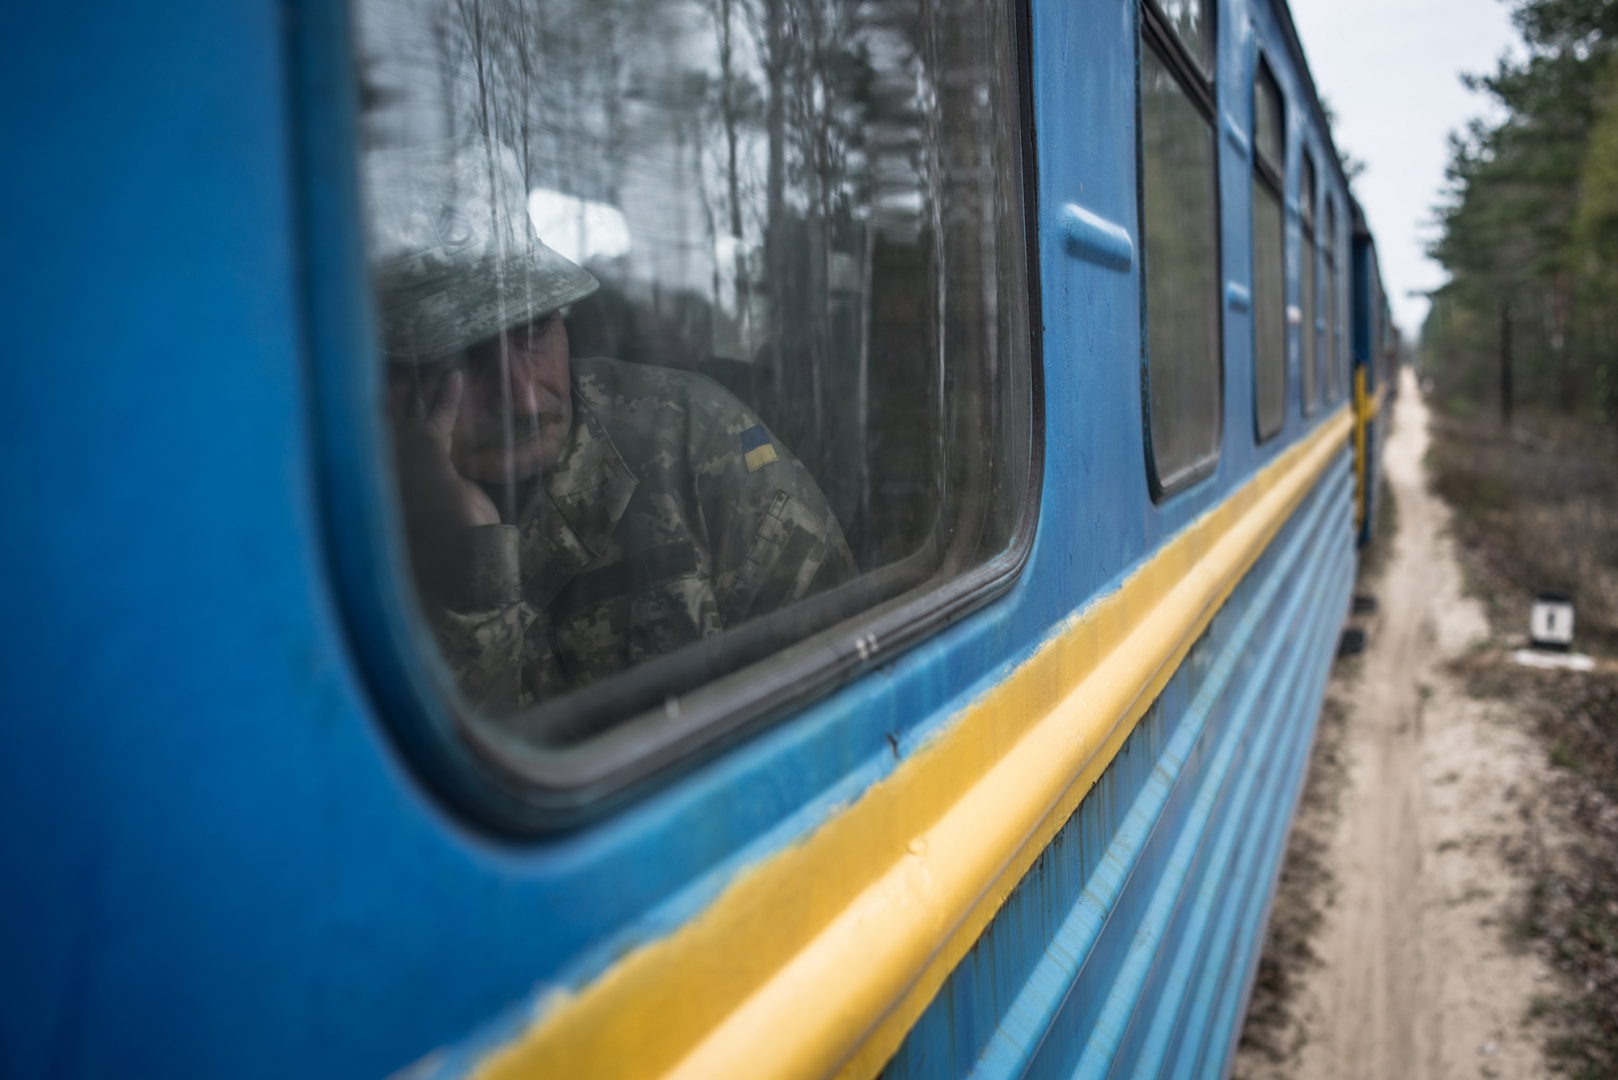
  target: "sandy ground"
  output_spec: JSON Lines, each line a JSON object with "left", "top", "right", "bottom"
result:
{"left": 1236, "top": 370, "right": 1564, "bottom": 1080}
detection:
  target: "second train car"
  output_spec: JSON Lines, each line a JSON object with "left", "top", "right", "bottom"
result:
{"left": 1, "top": 0, "right": 1394, "bottom": 1075}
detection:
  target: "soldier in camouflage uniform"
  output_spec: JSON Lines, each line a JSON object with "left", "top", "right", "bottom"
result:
{"left": 370, "top": 138, "right": 855, "bottom": 716}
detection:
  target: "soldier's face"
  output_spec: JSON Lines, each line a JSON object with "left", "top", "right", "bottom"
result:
{"left": 451, "top": 313, "right": 573, "bottom": 482}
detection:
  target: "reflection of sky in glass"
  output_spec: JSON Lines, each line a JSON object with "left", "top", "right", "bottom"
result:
{"left": 355, "top": 0, "right": 937, "bottom": 360}
{"left": 527, "top": 189, "right": 632, "bottom": 263}
{"left": 1158, "top": 0, "right": 1212, "bottom": 74}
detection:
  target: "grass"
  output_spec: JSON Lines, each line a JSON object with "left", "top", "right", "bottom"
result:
{"left": 1426, "top": 405, "right": 1618, "bottom": 656}
{"left": 1548, "top": 740, "right": 1583, "bottom": 773}
{"left": 1429, "top": 394, "right": 1618, "bottom": 1077}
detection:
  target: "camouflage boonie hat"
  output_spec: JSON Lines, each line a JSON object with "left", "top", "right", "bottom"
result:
{"left": 365, "top": 136, "right": 599, "bottom": 363}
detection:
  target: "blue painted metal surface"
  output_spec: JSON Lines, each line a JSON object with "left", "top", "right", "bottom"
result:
{"left": 1061, "top": 204, "right": 1137, "bottom": 273}
{"left": 1352, "top": 221, "right": 1389, "bottom": 546}
{"left": 879, "top": 454, "right": 1354, "bottom": 1079}
{"left": 0, "top": 0, "right": 1373, "bottom": 1076}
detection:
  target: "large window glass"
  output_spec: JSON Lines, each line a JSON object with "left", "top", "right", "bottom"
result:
{"left": 1140, "top": 17, "right": 1221, "bottom": 494}
{"left": 1300, "top": 153, "right": 1318, "bottom": 414}
{"left": 1252, "top": 59, "right": 1285, "bottom": 440}
{"left": 353, "top": 0, "right": 1033, "bottom": 795}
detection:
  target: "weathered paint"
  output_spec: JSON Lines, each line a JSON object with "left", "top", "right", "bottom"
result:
{"left": 0, "top": 0, "right": 1376, "bottom": 1075}
{"left": 883, "top": 454, "right": 1353, "bottom": 1078}
{"left": 465, "top": 412, "right": 1353, "bottom": 1080}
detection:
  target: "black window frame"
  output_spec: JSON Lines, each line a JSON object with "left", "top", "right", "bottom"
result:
{"left": 1138, "top": 0, "right": 1225, "bottom": 500}
{"left": 1250, "top": 54, "right": 1286, "bottom": 443}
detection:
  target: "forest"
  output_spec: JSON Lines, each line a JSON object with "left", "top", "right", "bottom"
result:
{"left": 1419, "top": 7, "right": 1618, "bottom": 1072}
{"left": 1423, "top": 0, "right": 1618, "bottom": 427}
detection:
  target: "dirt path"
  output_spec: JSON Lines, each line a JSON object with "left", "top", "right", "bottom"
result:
{"left": 1237, "top": 370, "right": 1562, "bottom": 1080}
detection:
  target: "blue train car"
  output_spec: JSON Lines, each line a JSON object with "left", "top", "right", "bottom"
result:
{"left": 1352, "top": 207, "right": 1397, "bottom": 545}
{"left": 1, "top": 0, "right": 1384, "bottom": 1076}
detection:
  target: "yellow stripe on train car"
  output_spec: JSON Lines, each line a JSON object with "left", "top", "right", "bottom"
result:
{"left": 471, "top": 407, "right": 1356, "bottom": 1080}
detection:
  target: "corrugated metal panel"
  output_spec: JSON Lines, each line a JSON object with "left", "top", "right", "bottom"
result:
{"left": 881, "top": 452, "right": 1354, "bottom": 1079}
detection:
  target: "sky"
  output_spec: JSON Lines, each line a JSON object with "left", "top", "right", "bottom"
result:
{"left": 1286, "top": 0, "right": 1521, "bottom": 338}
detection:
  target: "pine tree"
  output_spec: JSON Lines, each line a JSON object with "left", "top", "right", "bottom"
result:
{"left": 1425, "top": 0, "right": 1618, "bottom": 426}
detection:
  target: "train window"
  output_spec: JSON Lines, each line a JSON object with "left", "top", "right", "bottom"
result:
{"left": 1251, "top": 59, "right": 1285, "bottom": 441}
{"left": 1299, "top": 153, "right": 1319, "bottom": 415}
{"left": 1333, "top": 210, "right": 1346, "bottom": 396}
{"left": 351, "top": 0, "right": 1034, "bottom": 808}
{"left": 1323, "top": 197, "right": 1339, "bottom": 402}
{"left": 1138, "top": 12, "right": 1221, "bottom": 494}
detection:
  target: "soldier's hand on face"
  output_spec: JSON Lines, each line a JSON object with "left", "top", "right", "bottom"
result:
{"left": 388, "top": 367, "right": 502, "bottom": 591}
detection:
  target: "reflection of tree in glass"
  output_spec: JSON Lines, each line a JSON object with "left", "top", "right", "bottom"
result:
{"left": 356, "top": 0, "right": 1025, "bottom": 573}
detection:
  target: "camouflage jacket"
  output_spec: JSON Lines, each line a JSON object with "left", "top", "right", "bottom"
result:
{"left": 434, "top": 356, "right": 855, "bottom": 716}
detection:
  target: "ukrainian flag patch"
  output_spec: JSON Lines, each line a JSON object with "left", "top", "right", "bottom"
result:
{"left": 740, "top": 425, "right": 779, "bottom": 472}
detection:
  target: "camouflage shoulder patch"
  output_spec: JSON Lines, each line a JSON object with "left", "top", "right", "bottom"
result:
{"left": 739, "top": 425, "right": 779, "bottom": 472}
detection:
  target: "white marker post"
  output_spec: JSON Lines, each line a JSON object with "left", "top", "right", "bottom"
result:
{"left": 1513, "top": 590, "right": 1594, "bottom": 672}
{"left": 1529, "top": 591, "right": 1575, "bottom": 652}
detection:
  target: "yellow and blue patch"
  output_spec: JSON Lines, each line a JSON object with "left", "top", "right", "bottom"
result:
{"left": 740, "top": 425, "right": 779, "bottom": 472}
